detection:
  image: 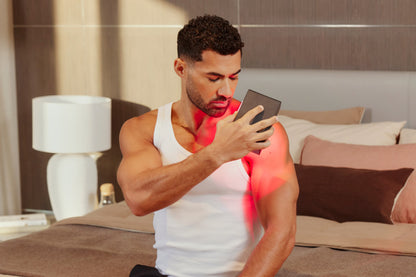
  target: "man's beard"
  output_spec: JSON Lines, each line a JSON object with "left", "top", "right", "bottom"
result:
{"left": 186, "top": 85, "right": 230, "bottom": 118}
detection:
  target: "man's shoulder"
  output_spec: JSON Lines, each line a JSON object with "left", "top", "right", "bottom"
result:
{"left": 243, "top": 121, "right": 290, "bottom": 166}
{"left": 127, "top": 109, "right": 157, "bottom": 124}
{"left": 121, "top": 109, "right": 158, "bottom": 139}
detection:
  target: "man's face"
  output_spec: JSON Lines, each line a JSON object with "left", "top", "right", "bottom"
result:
{"left": 184, "top": 50, "right": 241, "bottom": 117}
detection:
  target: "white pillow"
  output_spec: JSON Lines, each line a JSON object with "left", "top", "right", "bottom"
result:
{"left": 278, "top": 115, "right": 406, "bottom": 163}
{"left": 399, "top": 128, "right": 416, "bottom": 144}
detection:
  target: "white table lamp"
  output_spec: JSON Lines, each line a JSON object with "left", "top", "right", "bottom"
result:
{"left": 32, "top": 95, "right": 111, "bottom": 220}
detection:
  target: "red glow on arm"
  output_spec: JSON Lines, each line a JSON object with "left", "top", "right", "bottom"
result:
{"left": 241, "top": 123, "right": 293, "bottom": 236}
{"left": 243, "top": 123, "right": 291, "bottom": 202}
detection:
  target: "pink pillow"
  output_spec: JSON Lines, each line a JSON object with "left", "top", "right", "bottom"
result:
{"left": 300, "top": 135, "right": 416, "bottom": 223}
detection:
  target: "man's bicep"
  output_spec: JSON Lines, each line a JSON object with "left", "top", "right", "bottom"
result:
{"left": 249, "top": 123, "right": 292, "bottom": 201}
{"left": 117, "top": 117, "right": 163, "bottom": 189}
{"left": 249, "top": 123, "right": 299, "bottom": 227}
{"left": 253, "top": 163, "right": 298, "bottom": 230}
{"left": 118, "top": 145, "right": 163, "bottom": 188}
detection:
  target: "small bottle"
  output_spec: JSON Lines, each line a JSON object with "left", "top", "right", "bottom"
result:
{"left": 98, "top": 183, "right": 116, "bottom": 208}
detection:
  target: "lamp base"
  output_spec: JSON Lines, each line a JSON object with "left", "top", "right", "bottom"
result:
{"left": 47, "top": 153, "right": 98, "bottom": 221}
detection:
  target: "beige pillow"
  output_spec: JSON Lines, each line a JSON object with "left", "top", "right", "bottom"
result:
{"left": 399, "top": 128, "right": 416, "bottom": 144}
{"left": 278, "top": 115, "right": 406, "bottom": 163}
{"left": 300, "top": 135, "right": 416, "bottom": 224}
{"left": 280, "top": 107, "right": 365, "bottom": 124}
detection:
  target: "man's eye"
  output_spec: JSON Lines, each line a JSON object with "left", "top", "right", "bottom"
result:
{"left": 208, "top": 77, "right": 220, "bottom": 82}
{"left": 230, "top": 76, "right": 239, "bottom": 81}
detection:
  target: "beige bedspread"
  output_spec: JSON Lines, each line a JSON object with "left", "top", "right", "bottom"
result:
{"left": 61, "top": 201, "right": 416, "bottom": 256}
{"left": 296, "top": 215, "right": 416, "bottom": 256}
{"left": 1, "top": 201, "right": 416, "bottom": 276}
{"left": 0, "top": 203, "right": 156, "bottom": 277}
{"left": 55, "top": 201, "right": 155, "bottom": 234}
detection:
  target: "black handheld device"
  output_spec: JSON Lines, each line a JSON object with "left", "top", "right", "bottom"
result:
{"left": 234, "top": 89, "right": 281, "bottom": 127}
{"left": 234, "top": 89, "right": 282, "bottom": 153}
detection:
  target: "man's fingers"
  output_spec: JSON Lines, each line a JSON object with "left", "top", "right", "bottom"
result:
{"left": 252, "top": 116, "right": 278, "bottom": 132}
{"left": 253, "top": 127, "right": 274, "bottom": 141}
{"left": 251, "top": 138, "right": 272, "bottom": 150}
{"left": 239, "top": 105, "right": 264, "bottom": 123}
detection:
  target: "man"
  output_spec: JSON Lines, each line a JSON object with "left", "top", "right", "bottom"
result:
{"left": 117, "top": 15, "right": 299, "bottom": 277}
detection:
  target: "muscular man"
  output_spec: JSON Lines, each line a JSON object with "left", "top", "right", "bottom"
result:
{"left": 117, "top": 15, "right": 299, "bottom": 277}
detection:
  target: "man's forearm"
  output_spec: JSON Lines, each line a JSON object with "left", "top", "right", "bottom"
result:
{"left": 122, "top": 144, "right": 223, "bottom": 216}
{"left": 238, "top": 226, "right": 296, "bottom": 277}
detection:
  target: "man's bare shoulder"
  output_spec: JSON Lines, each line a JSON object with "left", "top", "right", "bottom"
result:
{"left": 120, "top": 109, "right": 158, "bottom": 142}
{"left": 244, "top": 121, "right": 290, "bottom": 166}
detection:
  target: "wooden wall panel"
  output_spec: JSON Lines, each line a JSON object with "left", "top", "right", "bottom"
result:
{"left": 239, "top": 0, "right": 416, "bottom": 70}
{"left": 241, "top": 27, "right": 416, "bottom": 70}
{"left": 239, "top": 0, "right": 416, "bottom": 25}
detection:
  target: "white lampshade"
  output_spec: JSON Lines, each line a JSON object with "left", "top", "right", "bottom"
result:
{"left": 32, "top": 95, "right": 111, "bottom": 153}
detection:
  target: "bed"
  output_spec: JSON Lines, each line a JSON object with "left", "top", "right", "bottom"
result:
{"left": 1, "top": 69, "right": 416, "bottom": 276}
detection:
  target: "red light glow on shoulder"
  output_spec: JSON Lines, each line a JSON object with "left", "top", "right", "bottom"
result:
{"left": 243, "top": 124, "right": 289, "bottom": 202}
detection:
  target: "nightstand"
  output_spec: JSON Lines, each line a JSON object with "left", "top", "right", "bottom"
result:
{"left": 0, "top": 213, "right": 53, "bottom": 241}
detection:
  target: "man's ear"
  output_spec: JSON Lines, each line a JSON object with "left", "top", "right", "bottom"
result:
{"left": 174, "top": 58, "right": 187, "bottom": 77}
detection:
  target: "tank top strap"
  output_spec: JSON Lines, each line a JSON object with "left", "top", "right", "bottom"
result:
{"left": 153, "top": 102, "right": 173, "bottom": 149}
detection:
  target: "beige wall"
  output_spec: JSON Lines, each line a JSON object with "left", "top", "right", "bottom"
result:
{"left": 0, "top": 0, "right": 20, "bottom": 215}
{"left": 13, "top": 0, "right": 242, "bottom": 211}
{"left": 12, "top": 0, "right": 416, "bottom": 211}
{"left": 13, "top": 1, "right": 416, "bottom": 108}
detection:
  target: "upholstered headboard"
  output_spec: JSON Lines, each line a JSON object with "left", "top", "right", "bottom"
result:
{"left": 235, "top": 69, "right": 416, "bottom": 128}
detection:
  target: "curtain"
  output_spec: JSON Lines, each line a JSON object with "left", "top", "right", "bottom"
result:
{"left": 0, "top": 0, "right": 21, "bottom": 215}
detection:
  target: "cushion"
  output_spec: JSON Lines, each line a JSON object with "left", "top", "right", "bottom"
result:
{"left": 280, "top": 106, "right": 365, "bottom": 124}
{"left": 399, "top": 128, "right": 416, "bottom": 144}
{"left": 295, "top": 164, "right": 413, "bottom": 224}
{"left": 300, "top": 135, "right": 416, "bottom": 223}
{"left": 278, "top": 115, "right": 405, "bottom": 163}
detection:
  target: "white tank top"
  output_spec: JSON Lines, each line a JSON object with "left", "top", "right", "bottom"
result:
{"left": 153, "top": 102, "right": 262, "bottom": 277}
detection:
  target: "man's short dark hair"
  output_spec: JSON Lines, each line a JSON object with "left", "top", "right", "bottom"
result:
{"left": 177, "top": 15, "right": 244, "bottom": 62}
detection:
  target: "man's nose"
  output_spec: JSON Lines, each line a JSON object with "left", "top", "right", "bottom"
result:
{"left": 217, "top": 79, "right": 233, "bottom": 98}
